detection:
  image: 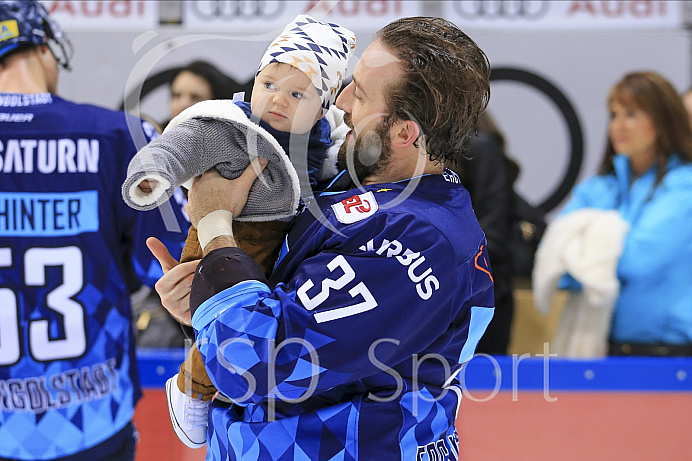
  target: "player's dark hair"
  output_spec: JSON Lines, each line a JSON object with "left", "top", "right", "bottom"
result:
{"left": 375, "top": 17, "right": 490, "bottom": 164}
{"left": 0, "top": 44, "right": 30, "bottom": 67}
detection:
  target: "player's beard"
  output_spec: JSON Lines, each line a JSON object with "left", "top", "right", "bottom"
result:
{"left": 338, "top": 113, "right": 394, "bottom": 185}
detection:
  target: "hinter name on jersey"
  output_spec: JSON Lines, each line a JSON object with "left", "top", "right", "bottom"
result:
{"left": 0, "top": 138, "right": 99, "bottom": 173}
{"left": 0, "top": 191, "right": 99, "bottom": 236}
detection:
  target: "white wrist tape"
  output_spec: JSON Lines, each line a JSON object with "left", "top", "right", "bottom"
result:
{"left": 196, "top": 210, "right": 234, "bottom": 251}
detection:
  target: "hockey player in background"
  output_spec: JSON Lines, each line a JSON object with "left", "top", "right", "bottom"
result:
{"left": 0, "top": 1, "right": 187, "bottom": 459}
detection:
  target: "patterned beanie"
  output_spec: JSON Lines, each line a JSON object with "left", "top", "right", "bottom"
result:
{"left": 257, "top": 15, "right": 356, "bottom": 115}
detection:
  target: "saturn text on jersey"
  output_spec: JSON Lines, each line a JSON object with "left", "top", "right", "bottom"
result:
{"left": 0, "top": 138, "right": 100, "bottom": 173}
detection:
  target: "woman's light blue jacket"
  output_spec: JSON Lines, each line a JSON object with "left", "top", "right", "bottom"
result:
{"left": 561, "top": 154, "right": 692, "bottom": 344}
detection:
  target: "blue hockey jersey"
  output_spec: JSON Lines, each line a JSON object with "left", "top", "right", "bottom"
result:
{"left": 190, "top": 170, "right": 495, "bottom": 460}
{"left": 0, "top": 93, "right": 188, "bottom": 460}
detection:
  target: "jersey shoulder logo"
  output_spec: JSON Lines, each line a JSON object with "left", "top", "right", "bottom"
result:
{"left": 332, "top": 191, "right": 378, "bottom": 224}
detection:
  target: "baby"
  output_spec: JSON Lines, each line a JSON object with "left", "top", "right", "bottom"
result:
{"left": 122, "top": 15, "right": 355, "bottom": 449}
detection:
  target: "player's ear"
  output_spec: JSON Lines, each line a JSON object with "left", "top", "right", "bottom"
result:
{"left": 391, "top": 119, "right": 420, "bottom": 149}
{"left": 37, "top": 44, "right": 51, "bottom": 56}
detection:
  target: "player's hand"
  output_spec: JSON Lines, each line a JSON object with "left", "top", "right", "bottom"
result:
{"left": 185, "top": 158, "right": 268, "bottom": 228}
{"left": 146, "top": 237, "right": 199, "bottom": 326}
{"left": 146, "top": 237, "right": 178, "bottom": 272}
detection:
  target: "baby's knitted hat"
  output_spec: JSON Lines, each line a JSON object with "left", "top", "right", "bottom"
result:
{"left": 257, "top": 15, "right": 355, "bottom": 115}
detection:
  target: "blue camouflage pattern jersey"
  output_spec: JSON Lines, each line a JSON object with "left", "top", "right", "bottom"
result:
{"left": 0, "top": 93, "right": 188, "bottom": 460}
{"left": 189, "top": 170, "right": 495, "bottom": 460}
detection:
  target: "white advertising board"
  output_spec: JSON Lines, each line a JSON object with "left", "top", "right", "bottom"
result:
{"left": 443, "top": 0, "right": 683, "bottom": 30}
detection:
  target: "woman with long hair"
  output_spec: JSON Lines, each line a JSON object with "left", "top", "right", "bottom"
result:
{"left": 535, "top": 71, "right": 692, "bottom": 356}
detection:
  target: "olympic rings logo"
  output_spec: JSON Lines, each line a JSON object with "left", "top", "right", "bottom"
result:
{"left": 453, "top": 0, "right": 550, "bottom": 20}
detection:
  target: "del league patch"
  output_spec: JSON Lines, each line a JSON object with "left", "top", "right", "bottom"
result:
{"left": 332, "top": 191, "right": 378, "bottom": 224}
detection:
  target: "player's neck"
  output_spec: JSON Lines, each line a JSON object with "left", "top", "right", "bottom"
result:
{"left": 0, "top": 52, "right": 51, "bottom": 94}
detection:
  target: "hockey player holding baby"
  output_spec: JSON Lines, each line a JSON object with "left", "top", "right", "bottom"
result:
{"left": 121, "top": 15, "right": 355, "bottom": 449}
